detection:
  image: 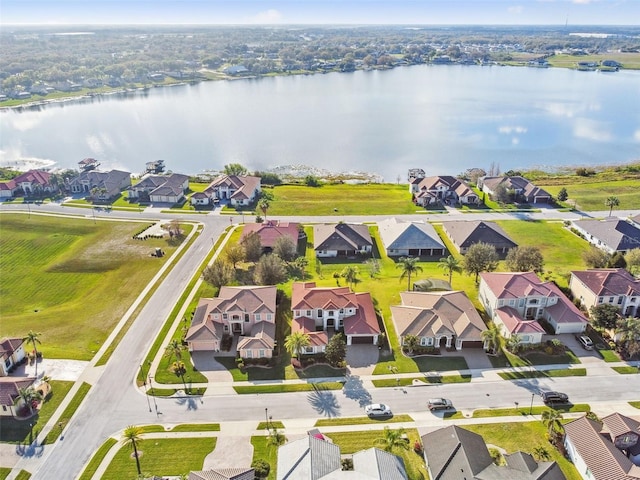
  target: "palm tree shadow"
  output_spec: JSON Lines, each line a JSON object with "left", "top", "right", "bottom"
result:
{"left": 307, "top": 384, "right": 341, "bottom": 418}
{"left": 342, "top": 375, "right": 372, "bottom": 407}
{"left": 174, "top": 394, "right": 199, "bottom": 411}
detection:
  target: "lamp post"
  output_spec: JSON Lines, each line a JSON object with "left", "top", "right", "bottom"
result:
{"left": 149, "top": 375, "right": 158, "bottom": 415}
{"left": 265, "top": 408, "right": 269, "bottom": 428}
{"left": 140, "top": 364, "right": 151, "bottom": 412}
{"left": 529, "top": 393, "right": 535, "bottom": 415}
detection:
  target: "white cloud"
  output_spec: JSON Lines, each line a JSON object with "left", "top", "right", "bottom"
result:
{"left": 498, "top": 125, "right": 528, "bottom": 134}
{"left": 634, "top": 129, "right": 640, "bottom": 142}
{"left": 508, "top": 6, "right": 525, "bottom": 14}
{"left": 573, "top": 118, "right": 612, "bottom": 142}
{"left": 573, "top": 0, "right": 594, "bottom": 4}
{"left": 247, "top": 9, "right": 283, "bottom": 24}
{"left": 512, "top": 137, "right": 520, "bottom": 145}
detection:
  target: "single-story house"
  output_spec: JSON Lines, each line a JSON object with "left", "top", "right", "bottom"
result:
{"left": 478, "top": 176, "right": 552, "bottom": 204}
{"left": 185, "top": 286, "right": 277, "bottom": 359}
{"left": 391, "top": 290, "right": 486, "bottom": 351}
{"left": 572, "top": 218, "right": 640, "bottom": 254}
{"left": 0, "top": 170, "right": 57, "bottom": 198}
{"left": 569, "top": 268, "right": 640, "bottom": 318}
{"left": 0, "top": 179, "right": 16, "bottom": 199}
{"left": 564, "top": 413, "right": 640, "bottom": 480}
{"left": 378, "top": 218, "right": 446, "bottom": 257}
{"left": 67, "top": 169, "right": 131, "bottom": 200}
{"left": 188, "top": 468, "right": 254, "bottom": 480}
{"left": 479, "top": 272, "right": 588, "bottom": 343}
{"left": 0, "top": 376, "right": 36, "bottom": 417}
{"left": 195, "top": 174, "right": 261, "bottom": 207}
{"left": 277, "top": 431, "right": 408, "bottom": 480}
{"left": 0, "top": 338, "right": 27, "bottom": 376}
{"left": 241, "top": 220, "right": 301, "bottom": 253}
{"left": 442, "top": 220, "right": 517, "bottom": 255}
{"left": 422, "top": 426, "right": 565, "bottom": 480}
{"left": 410, "top": 175, "right": 479, "bottom": 207}
{"left": 128, "top": 173, "right": 189, "bottom": 204}
{"left": 291, "top": 282, "right": 381, "bottom": 347}
{"left": 313, "top": 223, "right": 373, "bottom": 258}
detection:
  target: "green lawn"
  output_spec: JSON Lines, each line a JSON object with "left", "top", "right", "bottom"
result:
{"left": 372, "top": 374, "right": 471, "bottom": 387}
{"left": 234, "top": 382, "right": 344, "bottom": 394}
{"left": 44, "top": 382, "right": 91, "bottom": 443}
{"left": 251, "top": 436, "right": 278, "bottom": 480}
{"left": 0, "top": 468, "right": 11, "bottom": 480}
{"left": 547, "top": 52, "right": 640, "bottom": 70}
{"left": 0, "top": 380, "right": 73, "bottom": 444}
{"left": 266, "top": 184, "right": 418, "bottom": 216}
{"left": 315, "top": 414, "right": 413, "bottom": 426}
{"left": 78, "top": 438, "right": 118, "bottom": 480}
{"left": 612, "top": 366, "right": 640, "bottom": 375}
{"left": 102, "top": 437, "right": 215, "bottom": 479}
{"left": 325, "top": 429, "right": 428, "bottom": 480}
{"left": 498, "top": 368, "right": 586, "bottom": 380}
{"left": 539, "top": 178, "right": 640, "bottom": 213}
{"left": 0, "top": 214, "right": 182, "bottom": 360}
{"left": 464, "top": 422, "right": 582, "bottom": 480}
{"left": 448, "top": 404, "right": 591, "bottom": 419}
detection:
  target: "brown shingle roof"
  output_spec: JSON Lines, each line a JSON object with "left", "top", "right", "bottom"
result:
{"left": 241, "top": 221, "right": 300, "bottom": 249}
{"left": 0, "top": 376, "right": 36, "bottom": 407}
{"left": 571, "top": 269, "right": 640, "bottom": 297}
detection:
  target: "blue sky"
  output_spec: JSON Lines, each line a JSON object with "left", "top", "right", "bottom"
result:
{"left": 2, "top": 0, "right": 638, "bottom": 25}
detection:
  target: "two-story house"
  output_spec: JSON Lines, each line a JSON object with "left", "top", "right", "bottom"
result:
{"left": 291, "top": 282, "right": 380, "bottom": 349}
{"left": 478, "top": 176, "right": 551, "bottom": 204}
{"left": 410, "top": 175, "right": 478, "bottom": 207}
{"left": 185, "top": 286, "right": 277, "bottom": 359}
{"left": 479, "top": 272, "right": 588, "bottom": 344}
{"left": 570, "top": 268, "right": 640, "bottom": 318}
{"left": 195, "top": 174, "right": 261, "bottom": 207}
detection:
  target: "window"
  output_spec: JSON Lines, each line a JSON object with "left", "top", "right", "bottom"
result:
{"left": 259, "top": 350, "right": 265, "bottom": 358}
{"left": 618, "top": 297, "right": 623, "bottom": 305}
{"left": 317, "top": 309, "right": 322, "bottom": 317}
{"left": 426, "top": 337, "right": 434, "bottom": 346}
{"left": 266, "top": 314, "right": 273, "bottom": 321}
{"left": 609, "top": 297, "right": 614, "bottom": 303}
{"left": 255, "top": 314, "right": 261, "bottom": 321}
{"left": 498, "top": 299, "right": 504, "bottom": 307}
{"left": 529, "top": 298, "right": 538, "bottom": 304}
{"left": 246, "top": 350, "right": 252, "bottom": 358}
{"left": 509, "top": 299, "right": 515, "bottom": 306}
{"left": 339, "top": 308, "right": 344, "bottom": 314}
{"left": 222, "top": 313, "right": 228, "bottom": 320}
{"left": 420, "top": 337, "right": 427, "bottom": 346}
{"left": 306, "top": 310, "right": 312, "bottom": 317}
{"left": 244, "top": 314, "right": 250, "bottom": 322}
{"left": 305, "top": 346, "right": 314, "bottom": 354}
{"left": 223, "top": 325, "right": 229, "bottom": 332}
{"left": 518, "top": 298, "right": 525, "bottom": 307}
{"left": 598, "top": 297, "right": 604, "bottom": 304}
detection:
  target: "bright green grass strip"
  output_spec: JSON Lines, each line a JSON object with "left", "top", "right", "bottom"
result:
{"left": 251, "top": 436, "right": 278, "bottom": 480}
{"left": 447, "top": 404, "right": 591, "bottom": 420}
{"left": 464, "top": 422, "right": 583, "bottom": 480}
{"left": 372, "top": 375, "right": 471, "bottom": 387}
{"left": 315, "top": 414, "right": 413, "bottom": 427}
{"left": 44, "top": 382, "right": 91, "bottom": 443}
{"left": 630, "top": 401, "right": 640, "bottom": 409}
{"left": 102, "top": 437, "right": 215, "bottom": 479}
{"left": 234, "top": 382, "right": 344, "bottom": 394}
{"left": 257, "top": 421, "right": 285, "bottom": 430}
{"left": 498, "top": 368, "right": 586, "bottom": 380}
{"left": 599, "top": 349, "right": 621, "bottom": 362}
{"left": 171, "top": 424, "right": 220, "bottom": 432}
{"left": 0, "top": 468, "right": 10, "bottom": 480}
{"left": 140, "top": 425, "right": 166, "bottom": 433}
{"left": 77, "top": 437, "right": 118, "bottom": 480}
{"left": 0, "top": 380, "right": 73, "bottom": 445}
{"left": 14, "top": 471, "right": 31, "bottom": 480}
{"left": 539, "top": 178, "right": 640, "bottom": 212}
{"left": 325, "top": 429, "right": 428, "bottom": 480}
{"left": 612, "top": 366, "right": 640, "bottom": 374}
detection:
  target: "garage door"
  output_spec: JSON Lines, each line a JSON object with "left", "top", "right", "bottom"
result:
{"left": 351, "top": 336, "right": 375, "bottom": 344}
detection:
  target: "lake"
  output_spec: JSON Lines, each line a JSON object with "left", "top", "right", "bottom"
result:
{"left": 1, "top": 64, "right": 639, "bottom": 181}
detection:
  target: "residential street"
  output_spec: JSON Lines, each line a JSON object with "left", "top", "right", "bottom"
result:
{"left": 1, "top": 201, "right": 639, "bottom": 480}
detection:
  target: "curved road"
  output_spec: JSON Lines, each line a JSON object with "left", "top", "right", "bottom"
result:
{"left": 1, "top": 202, "right": 638, "bottom": 479}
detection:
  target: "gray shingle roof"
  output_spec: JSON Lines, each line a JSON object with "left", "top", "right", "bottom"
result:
{"left": 442, "top": 221, "right": 517, "bottom": 252}
{"left": 378, "top": 218, "right": 445, "bottom": 251}
{"left": 573, "top": 218, "right": 640, "bottom": 252}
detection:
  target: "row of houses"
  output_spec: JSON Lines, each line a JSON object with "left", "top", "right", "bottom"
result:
{"left": 409, "top": 172, "right": 552, "bottom": 207}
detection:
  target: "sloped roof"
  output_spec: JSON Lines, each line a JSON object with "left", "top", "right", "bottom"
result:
{"left": 481, "top": 176, "right": 551, "bottom": 200}
{"left": 443, "top": 221, "right": 517, "bottom": 251}
{"left": 573, "top": 218, "right": 640, "bottom": 252}
{"left": 564, "top": 415, "right": 640, "bottom": 480}
{"left": 602, "top": 412, "right": 640, "bottom": 444}
{"left": 352, "top": 448, "right": 408, "bottom": 479}
{"left": 14, "top": 169, "right": 52, "bottom": 187}
{"left": 495, "top": 307, "right": 546, "bottom": 335}
{"left": 480, "top": 272, "right": 557, "bottom": 300}
{"left": 277, "top": 434, "right": 341, "bottom": 480}
{"left": 571, "top": 268, "right": 640, "bottom": 297}
{"left": 314, "top": 223, "right": 372, "bottom": 251}
{"left": 241, "top": 221, "right": 300, "bottom": 249}
{"left": 343, "top": 292, "right": 381, "bottom": 337}
{"left": 188, "top": 467, "right": 255, "bottom": 480}
{"left": 0, "top": 376, "right": 36, "bottom": 407}
{"left": 204, "top": 174, "right": 260, "bottom": 201}
{"left": 378, "top": 218, "right": 445, "bottom": 251}
{"left": 291, "top": 317, "right": 329, "bottom": 347}
{"left": 391, "top": 291, "right": 485, "bottom": 341}
{"left": 416, "top": 175, "right": 461, "bottom": 191}
{"left": 237, "top": 321, "right": 276, "bottom": 351}
{"left": 0, "top": 338, "right": 24, "bottom": 362}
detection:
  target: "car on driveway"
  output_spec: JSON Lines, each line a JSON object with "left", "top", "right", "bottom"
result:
{"left": 364, "top": 403, "right": 392, "bottom": 417}
{"left": 576, "top": 335, "right": 594, "bottom": 350}
{"left": 428, "top": 398, "right": 453, "bottom": 411}
{"left": 541, "top": 391, "right": 569, "bottom": 405}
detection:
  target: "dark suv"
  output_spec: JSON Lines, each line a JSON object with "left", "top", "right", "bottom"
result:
{"left": 541, "top": 391, "right": 569, "bottom": 405}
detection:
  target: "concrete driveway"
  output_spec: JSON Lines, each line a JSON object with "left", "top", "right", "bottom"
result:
{"left": 557, "top": 334, "right": 603, "bottom": 362}
{"left": 190, "top": 352, "right": 233, "bottom": 382}
{"left": 346, "top": 345, "right": 379, "bottom": 375}
{"left": 202, "top": 436, "right": 254, "bottom": 469}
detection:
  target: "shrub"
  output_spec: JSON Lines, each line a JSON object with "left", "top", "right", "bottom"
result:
{"left": 252, "top": 459, "right": 270, "bottom": 478}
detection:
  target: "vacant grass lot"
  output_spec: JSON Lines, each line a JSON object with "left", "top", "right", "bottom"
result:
{"left": 102, "top": 437, "right": 214, "bottom": 479}
{"left": 266, "top": 184, "right": 418, "bottom": 216}
{"left": 465, "top": 422, "right": 581, "bottom": 480}
{"left": 0, "top": 214, "right": 180, "bottom": 359}
{"left": 547, "top": 52, "right": 640, "bottom": 70}
{"left": 539, "top": 179, "right": 640, "bottom": 213}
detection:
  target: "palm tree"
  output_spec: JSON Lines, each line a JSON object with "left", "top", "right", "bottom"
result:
{"left": 616, "top": 316, "right": 640, "bottom": 358}
{"left": 122, "top": 425, "right": 144, "bottom": 477}
{"left": 16, "top": 386, "right": 43, "bottom": 416}
{"left": 172, "top": 361, "right": 188, "bottom": 392}
{"left": 481, "top": 324, "right": 501, "bottom": 354}
{"left": 403, "top": 334, "right": 419, "bottom": 355}
{"left": 374, "top": 427, "right": 409, "bottom": 453}
{"left": 541, "top": 409, "right": 564, "bottom": 438}
{"left": 23, "top": 330, "right": 42, "bottom": 377}
{"left": 164, "top": 339, "right": 185, "bottom": 362}
{"left": 259, "top": 199, "right": 270, "bottom": 220}
{"left": 605, "top": 195, "right": 620, "bottom": 217}
{"left": 437, "top": 255, "right": 462, "bottom": 285}
{"left": 284, "top": 331, "right": 311, "bottom": 360}
{"left": 505, "top": 334, "right": 522, "bottom": 354}
{"left": 341, "top": 266, "right": 359, "bottom": 290}
{"left": 397, "top": 257, "right": 423, "bottom": 291}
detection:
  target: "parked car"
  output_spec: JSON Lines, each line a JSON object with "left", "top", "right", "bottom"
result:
{"left": 364, "top": 403, "right": 392, "bottom": 417}
{"left": 541, "top": 391, "right": 569, "bottom": 405}
{"left": 428, "top": 398, "right": 453, "bottom": 411}
{"left": 576, "top": 335, "right": 594, "bottom": 350}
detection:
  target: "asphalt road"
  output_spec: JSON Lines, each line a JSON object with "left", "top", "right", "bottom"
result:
{"left": 1, "top": 201, "right": 638, "bottom": 479}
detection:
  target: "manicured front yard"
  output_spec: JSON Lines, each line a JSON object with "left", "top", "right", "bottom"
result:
{"left": 251, "top": 436, "right": 278, "bottom": 480}
{"left": 315, "top": 414, "right": 414, "bottom": 426}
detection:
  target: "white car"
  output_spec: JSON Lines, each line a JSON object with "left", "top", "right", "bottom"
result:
{"left": 577, "top": 335, "right": 594, "bottom": 350}
{"left": 364, "top": 403, "right": 392, "bottom": 417}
